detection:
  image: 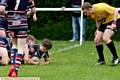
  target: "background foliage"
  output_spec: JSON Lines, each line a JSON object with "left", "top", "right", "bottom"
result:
{"left": 31, "top": 0, "right": 120, "bottom": 40}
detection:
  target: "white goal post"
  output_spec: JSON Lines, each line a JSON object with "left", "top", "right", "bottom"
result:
{"left": 36, "top": 7, "right": 84, "bottom": 45}
{"left": 36, "top": 8, "right": 120, "bottom": 11}
{"left": 36, "top": 0, "right": 85, "bottom": 45}
{"left": 36, "top": 8, "right": 81, "bottom": 11}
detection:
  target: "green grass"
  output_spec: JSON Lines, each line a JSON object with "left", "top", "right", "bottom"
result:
{"left": 1, "top": 41, "right": 120, "bottom": 80}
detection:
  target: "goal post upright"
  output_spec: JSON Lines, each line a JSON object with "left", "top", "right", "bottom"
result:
{"left": 80, "top": 0, "right": 84, "bottom": 45}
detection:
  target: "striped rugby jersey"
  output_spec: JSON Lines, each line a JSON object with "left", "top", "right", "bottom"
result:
{"left": 0, "top": 0, "right": 35, "bottom": 29}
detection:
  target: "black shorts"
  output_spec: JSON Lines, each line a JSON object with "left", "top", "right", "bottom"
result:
{"left": 8, "top": 14, "right": 28, "bottom": 38}
{"left": 9, "top": 28, "right": 28, "bottom": 38}
{"left": 98, "top": 19, "right": 120, "bottom": 32}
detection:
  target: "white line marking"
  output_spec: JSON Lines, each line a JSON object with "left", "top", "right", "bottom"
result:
{"left": 49, "top": 44, "right": 81, "bottom": 54}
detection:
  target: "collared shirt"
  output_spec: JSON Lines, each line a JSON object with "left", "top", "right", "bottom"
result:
{"left": 91, "top": 3, "right": 120, "bottom": 24}
{"left": 28, "top": 44, "right": 49, "bottom": 59}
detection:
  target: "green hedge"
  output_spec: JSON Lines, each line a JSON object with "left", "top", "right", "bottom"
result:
{"left": 30, "top": 12, "right": 72, "bottom": 40}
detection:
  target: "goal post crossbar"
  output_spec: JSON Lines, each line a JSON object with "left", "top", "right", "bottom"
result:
{"left": 36, "top": 8, "right": 120, "bottom": 11}
{"left": 36, "top": 8, "right": 81, "bottom": 11}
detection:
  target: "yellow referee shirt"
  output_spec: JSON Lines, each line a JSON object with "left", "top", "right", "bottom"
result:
{"left": 91, "top": 3, "right": 120, "bottom": 24}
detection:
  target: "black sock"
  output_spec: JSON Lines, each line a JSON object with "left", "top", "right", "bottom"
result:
{"left": 107, "top": 41, "right": 118, "bottom": 59}
{"left": 96, "top": 44, "right": 104, "bottom": 61}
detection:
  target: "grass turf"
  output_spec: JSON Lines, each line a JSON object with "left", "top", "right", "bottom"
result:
{"left": 0, "top": 41, "right": 120, "bottom": 80}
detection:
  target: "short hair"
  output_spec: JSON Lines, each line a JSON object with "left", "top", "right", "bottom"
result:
{"left": 41, "top": 38, "right": 52, "bottom": 50}
{"left": 26, "top": 34, "right": 36, "bottom": 43}
{"left": 82, "top": 2, "right": 92, "bottom": 10}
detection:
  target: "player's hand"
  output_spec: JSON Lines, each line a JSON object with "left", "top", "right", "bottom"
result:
{"left": 26, "top": 10, "right": 31, "bottom": 16}
{"left": 107, "top": 25, "right": 111, "bottom": 28}
{"left": 44, "top": 61, "right": 51, "bottom": 64}
{"left": 27, "top": 9, "right": 34, "bottom": 16}
{"left": 33, "top": 13, "right": 37, "bottom": 21}
{"left": 111, "top": 23, "right": 116, "bottom": 29}
{"left": 107, "top": 24, "right": 116, "bottom": 30}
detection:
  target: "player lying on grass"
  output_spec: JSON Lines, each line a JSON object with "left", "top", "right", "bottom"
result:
{"left": 23, "top": 34, "right": 37, "bottom": 62}
{"left": 24, "top": 35, "right": 52, "bottom": 65}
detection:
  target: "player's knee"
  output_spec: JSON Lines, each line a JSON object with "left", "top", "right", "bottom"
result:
{"left": 1, "top": 56, "right": 9, "bottom": 65}
{"left": 94, "top": 38, "right": 100, "bottom": 45}
{"left": 103, "top": 36, "right": 109, "bottom": 43}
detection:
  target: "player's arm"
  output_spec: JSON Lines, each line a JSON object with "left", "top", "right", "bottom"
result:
{"left": 43, "top": 52, "right": 50, "bottom": 64}
{"left": 104, "top": 3, "right": 118, "bottom": 22}
{"left": 32, "top": 12, "right": 37, "bottom": 21}
{"left": 113, "top": 9, "right": 118, "bottom": 22}
{"left": 23, "top": 44, "right": 29, "bottom": 61}
{"left": 95, "top": 21, "right": 100, "bottom": 36}
{"left": 110, "top": 9, "right": 119, "bottom": 29}
{"left": 27, "top": 0, "right": 36, "bottom": 17}
{"left": 96, "top": 21, "right": 101, "bottom": 29}
{"left": 103, "top": 3, "right": 118, "bottom": 29}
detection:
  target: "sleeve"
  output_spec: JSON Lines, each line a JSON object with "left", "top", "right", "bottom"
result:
{"left": 43, "top": 52, "right": 49, "bottom": 59}
{"left": 32, "top": 45, "right": 41, "bottom": 58}
{"left": 0, "top": 0, "right": 7, "bottom": 7}
{"left": 103, "top": 3, "right": 115, "bottom": 15}
{"left": 32, "top": 44, "right": 39, "bottom": 51}
{"left": 28, "top": 0, "right": 35, "bottom": 9}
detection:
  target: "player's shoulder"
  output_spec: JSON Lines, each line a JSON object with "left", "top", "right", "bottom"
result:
{"left": 33, "top": 44, "right": 39, "bottom": 46}
{"left": 93, "top": 3, "right": 112, "bottom": 11}
{"left": 33, "top": 44, "right": 40, "bottom": 48}
{"left": 93, "top": 3, "right": 108, "bottom": 7}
